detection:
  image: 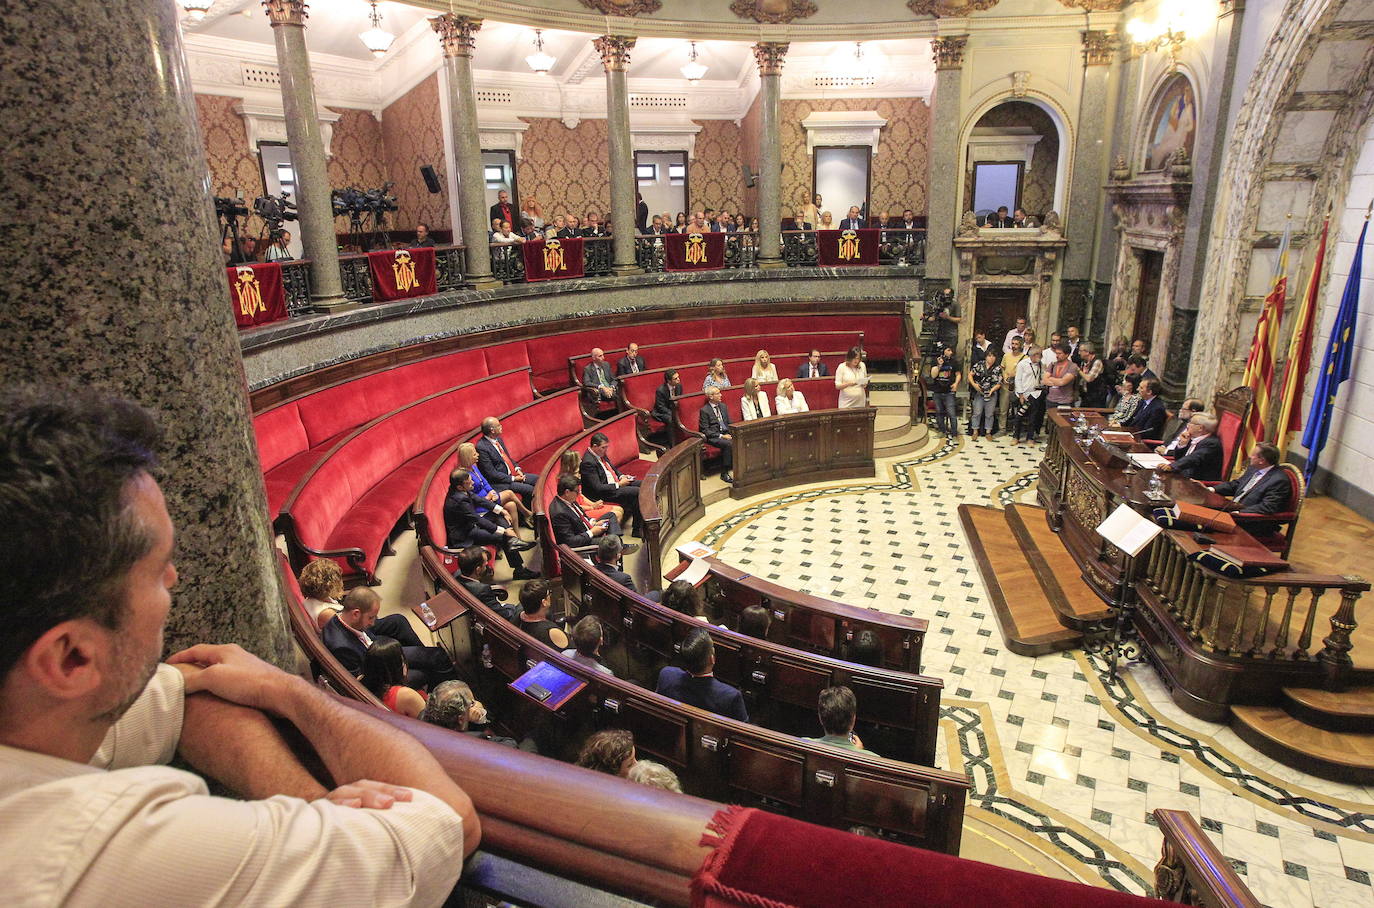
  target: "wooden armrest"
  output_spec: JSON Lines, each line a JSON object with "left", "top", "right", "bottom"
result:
{"left": 1235, "top": 511, "right": 1296, "bottom": 522}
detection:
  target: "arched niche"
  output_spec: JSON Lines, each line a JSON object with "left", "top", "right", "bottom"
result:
{"left": 958, "top": 95, "right": 1070, "bottom": 224}
{"left": 1138, "top": 73, "right": 1198, "bottom": 174}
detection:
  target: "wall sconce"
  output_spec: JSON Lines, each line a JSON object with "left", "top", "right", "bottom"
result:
{"left": 1126, "top": 1, "right": 1202, "bottom": 72}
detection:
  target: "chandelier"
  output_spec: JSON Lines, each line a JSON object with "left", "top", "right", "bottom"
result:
{"left": 526, "top": 29, "right": 557, "bottom": 74}
{"left": 681, "top": 41, "right": 707, "bottom": 82}
{"left": 358, "top": 0, "right": 395, "bottom": 59}
{"left": 181, "top": 0, "right": 213, "bottom": 22}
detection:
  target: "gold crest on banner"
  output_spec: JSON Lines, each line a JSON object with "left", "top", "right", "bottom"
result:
{"left": 838, "top": 229, "right": 861, "bottom": 261}
{"left": 685, "top": 232, "right": 707, "bottom": 264}
{"left": 543, "top": 239, "right": 566, "bottom": 272}
{"left": 392, "top": 250, "right": 419, "bottom": 292}
{"left": 233, "top": 266, "right": 264, "bottom": 317}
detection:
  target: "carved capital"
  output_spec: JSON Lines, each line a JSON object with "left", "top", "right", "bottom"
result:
{"left": 1081, "top": 30, "right": 1117, "bottom": 66}
{"left": 431, "top": 14, "right": 482, "bottom": 58}
{"left": 262, "top": 0, "right": 307, "bottom": 27}
{"left": 931, "top": 36, "right": 968, "bottom": 70}
{"left": 594, "top": 35, "right": 636, "bottom": 72}
{"left": 732, "top": 0, "right": 817, "bottom": 23}
{"left": 579, "top": 0, "right": 662, "bottom": 14}
{"left": 752, "top": 41, "right": 790, "bottom": 76}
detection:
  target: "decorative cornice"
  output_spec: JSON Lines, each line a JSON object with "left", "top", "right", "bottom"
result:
{"left": 261, "top": 0, "right": 307, "bottom": 27}
{"left": 1056, "top": 0, "right": 1127, "bottom": 10}
{"left": 752, "top": 41, "right": 790, "bottom": 77}
{"left": 907, "top": 0, "right": 998, "bottom": 18}
{"left": 1081, "top": 29, "right": 1117, "bottom": 66}
{"left": 578, "top": 0, "right": 662, "bottom": 15}
{"left": 731, "top": 0, "right": 817, "bottom": 24}
{"left": 594, "top": 35, "right": 636, "bottom": 72}
{"left": 431, "top": 14, "right": 482, "bottom": 59}
{"left": 931, "top": 36, "right": 968, "bottom": 70}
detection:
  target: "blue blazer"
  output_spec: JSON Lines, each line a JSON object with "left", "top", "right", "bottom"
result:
{"left": 655, "top": 666, "right": 748, "bottom": 722}
{"left": 1168, "top": 435, "right": 1224, "bottom": 481}
{"left": 796, "top": 361, "right": 830, "bottom": 379}
{"left": 1125, "top": 396, "right": 1166, "bottom": 439}
{"left": 476, "top": 435, "right": 520, "bottom": 486}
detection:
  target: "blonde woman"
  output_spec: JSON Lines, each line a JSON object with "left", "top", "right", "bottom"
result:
{"left": 740, "top": 378, "right": 772, "bottom": 421}
{"left": 751, "top": 350, "right": 778, "bottom": 383}
{"left": 458, "top": 442, "right": 527, "bottom": 529}
{"left": 835, "top": 346, "right": 869, "bottom": 409}
{"left": 818, "top": 211, "right": 835, "bottom": 229}
{"left": 559, "top": 450, "right": 624, "bottom": 524}
{"left": 775, "top": 378, "right": 809, "bottom": 414}
{"left": 803, "top": 193, "right": 822, "bottom": 228}
{"left": 299, "top": 558, "right": 345, "bottom": 630}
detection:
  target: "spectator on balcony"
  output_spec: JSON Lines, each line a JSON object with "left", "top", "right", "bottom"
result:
{"left": 636, "top": 191, "right": 649, "bottom": 232}
{"left": 804, "top": 193, "right": 822, "bottom": 227}
{"left": 544, "top": 214, "right": 565, "bottom": 239}
{"left": 775, "top": 378, "right": 809, "bottom": 415}
{"left": 554, "top": 215, "right": 578, "bottom": 240}
{"left": 1078, "top": 343, "right": 1109, "bottom": 408}
{"left": 459, "top": 441, "right": 528, "bottom": 530}
{"left": 873, "top": 210, "right": 890, "bottom": 237}
{"left": 734, "top": 213, "right": 747, "bottom": 231}
{"left": 413, "top": 221, "right": 437, "bottom": 247}
{"left": 478, "top": 416, "right": 539, "bottom": 510}
{"left": 558, "top": 449, "right": 623, "bottom": 526}
{"left": 550, "top": 475, "right": 620, "bottom": 546}
{"left": 840, "top": 206, "right": 866, "bottom": 230}
{"left": 655, "top": 628, "right": 749, "bottom": 722}
{"left": 789, "top": 210, "right": 813, "bottom": 231}
{"left": 715, "top": 211, "right": 734, "bottom": 232}
{"left": 740, "top": 378, "right": 772, "bottom": 422}
{"left": 738, "top": 604, "right": 771, "bottom": 639}
{"left": 900, "top": 209, "right": 919, "bottom": 235}
{"left": 520, "top": 196, "right": 544, "bottom": 229}
{"left": 519, "top": 218, "right": 541, "bottom": 242}
{"left": 929, "top": 345, "right": 961, "bottom": 437}
{"left": 264, "top": 229, "right": 294, "bottom": 262}
{"left": 324, "top": 587, "right": 461, "bottom": 690}
{"left": 489, "top": 189, "right": 513, "bottom": 228}
{"left": 488, "top": 217, "right": 502, "bottom": 242}
{"left": 836, "top": 347, "right": 869, "bottom": 409}
{"left": 616, "top": 342, "right": 646, "bottom": 376}
{"left": 361, "top": 637, "right": 427, "bottom": 719}
{"left": 1002, "top": 316, "right": 1029, "bottom": 353}
{"left": 969, "top": 349, "right": 1003, "bottom": 440}
{"left": 582, "top": 348, "right": 617, "bottom": 405}
{"left": 581, "top": 431, "right": 641, "bottom": 535}
{"left": 443, "top": 469, "right": 537, "bottom": 580}
{"left": 222, "top": 235, "right": 250, "bottom": 265}
{"left": 576, "top": 729, "right": 637, "bottom": 778}
{"left": 516, "top": 580, "right": 568, "bottom": 650}
{"left": 675, "top": 212, "right": 688, "bottom": 232}
{"left": 699, "top": 386, "right": 734, "bottom": 483}
{"left": 456, "top": 546, "right": 518, "bottom": 623}
{"left": 299, "top": 558, "right": 345, "bottom": 631}
{"left": 1012, "top": 207, "right": 1036, "bottom": 228}
{"left": 652, "top": 368, "right": 682, "bottom": 431}
{"left": 818, "top": 210, "right": 835, "bottom": 229}
{"left": 562, "top": 615, "right": 615, "bottom": 675}
{"left": 752, "top": 350, "right": 779, "bottom": 383}
{"left": 798, "top": 349, "right": 829, "bottom": 379}
{"left": 628, "top": 760, "right": 682, "bottom": 793}
{"left": 703, "top": 358, "right": 731, "bottom": 392}
{"left": 986, "top": 206, "right": 1015, "bottom": 228}
{"left": 491, "top": 220, "right": 522, "bottom": 247}
{"left": 582, "top": 211, "right": 607, "bottom": 238}
{"left": 648, "top": 214, "right": 668, "bottom": 235}
{"left": 807, "top": 686, "right": 869, "bottom": 753}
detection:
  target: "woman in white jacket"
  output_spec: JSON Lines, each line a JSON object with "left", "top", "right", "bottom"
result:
{"left": 740, "top": 378, "right": 773, "bottom": 421}
{"left": 775, "top": 378, "right": 809, "bottom": 415}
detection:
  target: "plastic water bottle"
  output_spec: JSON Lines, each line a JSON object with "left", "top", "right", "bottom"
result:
{"left": 418, "top": 600, "right": 437, "bottom": 628}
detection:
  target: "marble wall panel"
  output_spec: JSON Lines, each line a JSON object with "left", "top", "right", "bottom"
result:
{"left": 381, "top": 74, "right": 448, "bottom": 231}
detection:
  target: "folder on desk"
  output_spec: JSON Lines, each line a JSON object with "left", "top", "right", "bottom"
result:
{"left": 1209, "top": 543, "right": 1288, "bottom": 571}
{"left": 1173, "top": 502, "right": 1237, "bottom": 533}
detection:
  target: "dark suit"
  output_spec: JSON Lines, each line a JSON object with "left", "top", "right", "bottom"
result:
{"left": 582, "top": 360, "right": 617, "bottom": 403}
{"left": 636, "top": 200, "right": 649, "bottom": 233}
{"left": 1167, "top": 434, "right": 1224, "bottom": 481}
{"left": 476, "top": 435, "right": 537, "bottom": 506}
{"left": 698, "top": 400, "right": 733, "bottom": 471}
{"left": 555, "top": 227, "right": 578, "bottom": 240}
{"left": 459, "top": 574, "right": 517, "bottom": 623}
{"left": 796, "top": 360, "right": 829, "bottom": 379}
{"left": 581, "top": 226, "right": 607, "bottom": 238}
{"left": 652, "top": 381, "right": 680, "bottom": 426}
{"left": 322, "top": 614, "right": 456, "bottom": 690}
{"left": 489, "top": 202, "right": 514, "bottom": 227}
{"left": 614, "top": 354, "right": 646, "bottom": 376}
{"left": 580, "top": 450, "right": 640, "bottom": 529}
{"left": 655, "top": 667, "right": 748, "bottom": 722}
{"left": 443, "top": 490, "right": 527, "bottom": 570}
{"left": 985, "top": 214, "right": 1014, "bottom": 227}
{"left": 789, "top": 221, "right": 813, "bottom": 231}
{"left": 1125, "top": 396, "right": 1167, "bottom": 439}
{"left": 839, "top": 218, "right": 865, "bottom": 230}
{"left": 549, "top": 495, "right": 620, "bottom": 547}
{"left": 1215, "top": 467, "right": 1293, "bottom": 535}
{"left": 595, "top": 558, "right": 636, "bottom": 592}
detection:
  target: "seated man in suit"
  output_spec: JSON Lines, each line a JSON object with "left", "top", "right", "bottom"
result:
{"left": 1156, "top": 413, "right": 1224, "bottom": 481}
{"left": 323, "top": 587, "right": 459, "bottom": 689}
{"left": 698, "top": 385, "right": 734, "bottom": 483}
{"left": 456, "top": 546, "right": 517, "bottom": 623}
{"left": 592, "top": 534, "right": 661, "bottom": 602}
{"left": 654, "top": 627, "right": 748, "bottom": 722}
{"left": 839, "top": 206, "right": 866, "bottom": 230}
{"left": 797, "top": 349, "right": 829, "bottom": 379}
{"left": 1156, "top": 398, "right": 1206, "bottom": 449}
{"left": 615, "top": 342, "right": 646, "bottom": 376}
{"left": 581, "top": 211, "right": 607, "bottom": 238}
{"left": 443, "top": 468, "right": 538, "bottom": 581}
{"left": 985, "top": 206, "right": 1014, "bottom": 228}
{"left": 477, "top": 416, "right": 538, "bottom": 509}
{"left": 1152, "top": 443, "right": 1293, "bottom": 533}
{"left": 1123, "top": 378, "right": 1167, "bottom": 439}
{"left": 652, "top": 369, "right": 682, "bottom": 430}
{"left": 580, "top": 430, "right": 641, "bottom": 535}
{"left": 788, "top": 211, "right": 813, "bottom": 231}
{"left": 549, "top": 474, "right": 620, "bottom": 546}
{"left": 806, "top": 685, "right": 870, "bottom": 754}
{"left": 582, "top": 348, "right": 617, "bottom": 406}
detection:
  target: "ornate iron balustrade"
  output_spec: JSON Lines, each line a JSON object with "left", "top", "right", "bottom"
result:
{"left": 781, "top": 229, "right": 818, "bottom": 266}
{"left": 280, "top": 260, "right": 313, "bottom": 316}
{"left": 583, "top": 236, "right": 613, "bottom": 276}
{"left": 338, "top": 253, "right": 373, "bottom": 302}
{"left": 435, "top": 245, "right": 466, "bottom": 292}
{"left": 489, "top": 243, "right": 525, "bottom": 283}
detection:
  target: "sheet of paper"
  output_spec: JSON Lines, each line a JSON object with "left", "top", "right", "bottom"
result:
{"left": 676, "top": 541, "right": 715, "bottom": 560}
{"left": 677, "top": 556, "right": 711, "bottom": 586}
{"left": 1096, "top": 502, "right": 1164, "bottom": 557}
{"left": 1129, "top": 453, "right": 1170, "bottom": 469}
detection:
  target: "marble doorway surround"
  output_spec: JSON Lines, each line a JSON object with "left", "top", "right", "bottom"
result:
{"left": 952, "top": 224, "right": 1067, "bottom": 355}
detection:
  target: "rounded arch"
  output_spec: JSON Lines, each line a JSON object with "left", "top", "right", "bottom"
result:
{"left": 957, "top": 91, "right": 1074, "bottom": 221}
{"left": 1136, "top": 70, "right": 1199, "bottom": 174}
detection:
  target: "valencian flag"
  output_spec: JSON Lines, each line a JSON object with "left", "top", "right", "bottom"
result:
{"left": 227, "top": 262, "right": 287, "bottom": 329}
{"left": 368, "top": 247, "right": 436, "bottom": 301}
{"left": 1273, "top": 215, "right": 1329, "bottom": 460}
{"left": 1301, "top": 215, "right": 1367, "bottom": 484}
{"left": 664, "top": 231, "right": 726, "bottom": 271}
{"left": 523, "top": 237, "right": 585, "bottom": 281}
{"left": 816, "top": 228, "right": 880, "bottom": 266}
{"left": 1235, "top": 220, "right": 1290, "bottom": 475}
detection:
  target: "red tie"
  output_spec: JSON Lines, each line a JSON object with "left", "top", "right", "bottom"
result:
{"left": 572, "top": 501, "right": 592, "bottom": 529}
{"left": 496, "top": 440, "right": 516, "bottom": 474}
{"left": 601, "top": 455, "right": 617, "bottom": 484}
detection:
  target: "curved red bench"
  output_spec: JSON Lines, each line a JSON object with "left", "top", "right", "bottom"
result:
{"left": 618, "top": 351, "right": 851, "bottom": 425}
{"left": 673, "top": 378, "right": 842, "bottom": 462}
{"left": 567, "top": 329, "right": 865, "bottom": 387}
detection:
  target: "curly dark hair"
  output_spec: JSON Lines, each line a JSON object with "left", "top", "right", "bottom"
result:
{"left": 576, "top": 729, "right": 635, "bottom": 776}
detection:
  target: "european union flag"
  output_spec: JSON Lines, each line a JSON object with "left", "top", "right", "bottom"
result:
{"left": 1300, "top": 218, "right": 1367, "bottom": 484}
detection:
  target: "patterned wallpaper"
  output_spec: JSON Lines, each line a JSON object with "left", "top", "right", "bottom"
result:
{"left": 195, "top": 93, "right": 266, "bottom": 236}
{"left": 690, "top": 119, "right": 748, "bottom": 217}
{"left": 964, "top": 101, "right": 1059, "bottom": 220}
{"left": 327, "top": 108, "right": 386, "bottom": 190}
{"left": 381, "top": 74, "right": 448, "bottom": 231}
{"left": 778, "top": 97, "right": 932, "bottom": 223}
{"left": 516, "top": 118, "right": 611, "bottom": 222}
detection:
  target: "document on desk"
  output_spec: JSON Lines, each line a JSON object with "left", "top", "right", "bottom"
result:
{"left": 1128, "top": 453, "right": 1171, "bottom": 469}
{"left": 676, "top": 541, "right": 715, "bottom": 560}
{"left": 1097, "top": 503, "right": 1163, "bottom": 557}
{"left": 677, "top": 557, "right": 711, "bottom": 586}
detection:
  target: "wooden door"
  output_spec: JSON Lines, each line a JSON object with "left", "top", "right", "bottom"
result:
{"left": 974, "top": 288, "right": 1029, "bottom": 347}
{"left": 1133, "top": 249, "right": 1164, "bottom": 344}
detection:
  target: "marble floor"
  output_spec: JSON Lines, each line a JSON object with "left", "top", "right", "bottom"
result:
{"left": 669, "top": 433, "right": 1374, "bottom": 908}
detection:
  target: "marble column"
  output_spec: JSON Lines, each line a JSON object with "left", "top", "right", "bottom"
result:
{"left": 433, "top": 14, "right": 498, "bottom": 288}
{"left": 596, "top": 35, "right": 641, "bottom": 275}
{"left": 753, "top": 42, "right": 789, "bottom": 269}
{"left": 264, "top": 0, "right": 346, "bottom": 311}
{"left": 1060, "top": 30, "right": 1117, "bottom": 335}
{"left": 925, "top": 36, "right": 968, "bottom": 287}
{"left": 0, "top": 0, "right": 295, "bottom": 666}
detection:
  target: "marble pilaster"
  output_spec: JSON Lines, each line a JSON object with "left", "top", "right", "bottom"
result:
{"left": 1062, "top": 30, "right": 1117, "bottom": 334}
{"left": 0, "top": 0, "right": 295, "bottom": 666}
{"left": 264, "top": 0, "right": 346, "bottom": 310}
{"left": 434, "top": 15, "right": 498, "bottom": 288}
{"left": 925, "top": 36, "right": 968, "bottom": 285}
{"left": 753, "top": 42, "right": 789, "bottom": 269}
{"left": 596, "top": 35, "right": 641, "bottom": 275}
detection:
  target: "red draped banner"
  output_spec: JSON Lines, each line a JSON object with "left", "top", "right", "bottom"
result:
{"left": 663, "top": 231, "right": 726, "bottom": 272}
{"left": 816, "top": 228, "right": 881, "bottom": 266}
{"left": 227, "top": 262, "right": 287, "bottom": 329}
{"left": 367, "top": 247, "right": 437, "bottom": 301}
{"left": 522, "top": 238, "right": 585, "bottom": 281}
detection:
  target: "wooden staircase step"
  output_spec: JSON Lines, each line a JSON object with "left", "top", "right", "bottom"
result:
{"left": 1282, "top": 685, "right": 1374, "bottom": 734}
{"left": 1231, "top": 705, "right": 1374, "bottom": 784}
{"left": 1005, "top": 504, "right": 1114, "bottom": 629}
{"left": 959, "top": 504, "right": 1081, "bottom": 657}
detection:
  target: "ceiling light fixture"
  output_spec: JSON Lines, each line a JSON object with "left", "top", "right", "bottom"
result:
{"left": 181, "top": 0, "right": 212, "bottom": 22}
{"left": 1125, "top": 0, "right": 1200, "bottom": 72}
{"left": 359, "top": 0, "right": 395, "bottom": 59}
{"left": 681, "top": 41, "right": 707, "bottom": 82}
{"left": 526, "top": 29, "right": 557, "bottom": 74}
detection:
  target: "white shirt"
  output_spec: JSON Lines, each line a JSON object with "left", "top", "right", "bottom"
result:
{"left": 1014, "top": 357, "right": 1043, "bottom": 397}
{"left": 775, "top": 391, "right": 809, "bottom": 414}
{"left": 1002, "top": 327, "right": 1027, "bottom": 353}
{"left": 752, "top": 364, "right": 778, "bottom": 383}
{"left": 0, "top": 665, "right": 464, "bottom": 908}
{"left": 1041, "top": 346, "right": 1059, "bottom": 368}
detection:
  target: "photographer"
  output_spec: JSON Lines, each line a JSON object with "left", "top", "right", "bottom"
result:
{"left": 263, "top": 229, "right": 293, "bottom": 262}
{"left": 928, "top": 345, "right": 961, "bottom": 438}
{"left": 923, "top": 288, "right": 961, "bottom": 355}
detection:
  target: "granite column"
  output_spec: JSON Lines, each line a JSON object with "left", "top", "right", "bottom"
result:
{"left": 596, "top": 35, "right": 641, "bottom": 275}
{"left": 264, "top": 0, "right": 346, "bottom": 310}
{"left": 925, "top": 36, "right": 969, "bottom": 288}
{"left": 753, "top": 42, "right": 789, "bottom": 269}
{"left": 433, "top": 14, "right": 498, "bottom": 288}
{"left": 0, "top": 0, "right": 295, "bottom": 666}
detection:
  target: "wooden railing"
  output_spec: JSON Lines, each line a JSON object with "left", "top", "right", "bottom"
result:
{"left": 781, "top": 228, "right": 926, "bottom": 267}
{"left": 639, "top": 438, "right": 707, "bottom": 590}
{"left": 729, "top": 406, "right": 878, "bottom": 498}
{"left": 1152, "top": 809, "right": 1261, "bottom": 908}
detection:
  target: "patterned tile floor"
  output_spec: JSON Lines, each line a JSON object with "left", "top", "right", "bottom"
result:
{"left": 677, "top": 434, "right": 1374, "bottom": 907}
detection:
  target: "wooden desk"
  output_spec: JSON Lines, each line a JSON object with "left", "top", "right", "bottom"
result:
{"left": 731, "top": 407, "right": 877, "bottom": 499}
